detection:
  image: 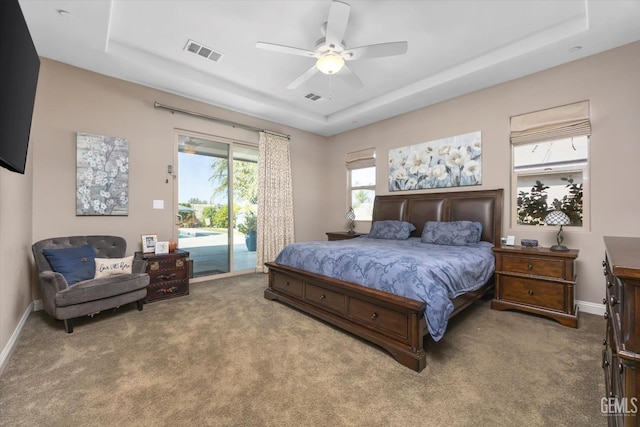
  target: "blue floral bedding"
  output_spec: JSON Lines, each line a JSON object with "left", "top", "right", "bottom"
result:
{"left": 274, "top": 237, "right": 495, "bottom": 341}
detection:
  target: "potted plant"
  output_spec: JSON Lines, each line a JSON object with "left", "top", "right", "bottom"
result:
{"left": 237, "top": 212, "right": 257, "bottom": 252}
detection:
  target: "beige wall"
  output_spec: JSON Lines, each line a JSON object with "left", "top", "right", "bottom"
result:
{"left": 0, "top": 151, "right": 33, "bottom": 363}
{"left": 326, "top": 41, "right": 640, "bottom": 306}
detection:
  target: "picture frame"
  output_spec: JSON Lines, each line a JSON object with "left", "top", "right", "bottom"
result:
{"left": 141, "top": 234, "right": 157, "bottom": 253}
{"left": 155, "top": 241, "right": 169, "bottom": 254}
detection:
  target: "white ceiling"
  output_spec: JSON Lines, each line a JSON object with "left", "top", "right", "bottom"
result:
{"left": 19, "top": 0, "right": 640, "bottom": 137}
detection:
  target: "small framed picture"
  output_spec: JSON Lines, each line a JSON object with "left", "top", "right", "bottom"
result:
{"left": 141, "top": 234, "right": 157, "bottom": 253}
{"left": 155, "top": 241, "right": 169, "bottom": 254}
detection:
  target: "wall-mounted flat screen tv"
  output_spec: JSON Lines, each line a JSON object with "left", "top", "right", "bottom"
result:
{"left": 0, "top": 0, "right": 40, "bottom": 174}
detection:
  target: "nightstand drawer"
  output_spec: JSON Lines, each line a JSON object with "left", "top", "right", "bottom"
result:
{"left": 501, "top": 276, "right": 564, "bottom": 311}
{"left": 305, "top": 283, "right": 346, "bottom": 314}
{"left": 501, "top": 254, "right": 565, "bottom": 279}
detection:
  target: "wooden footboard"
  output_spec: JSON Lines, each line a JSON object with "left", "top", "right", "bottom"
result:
{"left": 265, "top": 262, "right": 429, "bottom": 371}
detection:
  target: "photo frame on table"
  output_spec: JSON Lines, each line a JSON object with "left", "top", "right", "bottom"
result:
{"left": 141, "top": 234, "right": 157, "bottom": 253}
{"left": 155, "top": 241, "right": 169, "bottom": 254}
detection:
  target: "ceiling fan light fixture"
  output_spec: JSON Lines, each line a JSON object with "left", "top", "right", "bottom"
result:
{"left": 316, "top": 54, "right": 345, "bottom": 74}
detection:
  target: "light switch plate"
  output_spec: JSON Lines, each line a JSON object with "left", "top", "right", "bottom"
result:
{"left": 506, "top": 235, "right": 515, "bottom": 246}
{"left": 153, "top": 200, "right": 164, "bottom": 209}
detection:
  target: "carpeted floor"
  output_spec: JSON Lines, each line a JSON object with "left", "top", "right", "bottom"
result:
{"left": 0, "top": 274, "right": 606, "bottom": 426}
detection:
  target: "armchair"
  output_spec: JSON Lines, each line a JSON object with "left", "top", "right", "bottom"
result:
{"left": 32, "top": 235, "right": 150, "bottom": 333}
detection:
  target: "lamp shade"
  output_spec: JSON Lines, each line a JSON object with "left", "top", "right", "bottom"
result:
{"left": 316, "top": 54, "right": 345, "bottom": 75}
{"left": 545, "top": 210, "right": 570, "bottom": 226}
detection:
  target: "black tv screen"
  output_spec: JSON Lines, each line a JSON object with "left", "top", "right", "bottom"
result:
{"left": 0, "top": 0, "right": 40, "bottom": 174}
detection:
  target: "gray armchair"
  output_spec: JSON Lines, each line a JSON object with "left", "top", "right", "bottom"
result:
{"left": 32, "top": 235, "right": 150, "bottom": 333}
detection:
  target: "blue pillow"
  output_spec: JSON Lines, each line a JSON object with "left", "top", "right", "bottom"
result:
{"left": 42, "top": 244, "right": 96, "bottom": 285}
{"left": 368, "top": 220, "right": 416, "bottom": 240}
{"left": 421, "top": 221, "right": 483, "bottom": 246}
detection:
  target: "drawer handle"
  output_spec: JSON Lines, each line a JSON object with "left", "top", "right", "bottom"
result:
{"left": 370, "top": 312, "right": 378, "bottom": 320}
{"left": 319, "top": 294, "right": 326, "bottom": 300}
{"left": 158, "top": 286, "right": 178, "bottom": 294}
{"left": 603, "top": 339, "right": 608, "bottom": 346}
{"left": 604, "top": 311, "right": 610, "bottom": 320}
{"left": 527, "top": 290, "right": 534, "bottom": 296}
{"left": 610, "top": 296, "right": 618, "bottom": 306}
{"left": 603, "top": 298, "right": 607, "bottom": 305}
{"left": 158, "top": 273, "right": 177, "bottom": 281}
{"left": 283, "top": 281, "right": 290, "bottom": 286}
{"left": 619, "top": 363, "right": 624, "bottom": 375}
{"left": 527, "top": 264, "right": 533, "bottom": 270}
{"left": 606, "top": 280, "right": 613, "bottom": 288}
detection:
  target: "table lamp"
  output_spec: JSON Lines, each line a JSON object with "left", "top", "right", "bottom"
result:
{"left": 346, "top": 207, "right": 356, "bottom": 234}
{"left": 545, "top": 210, "right": 570, "bottom": 252}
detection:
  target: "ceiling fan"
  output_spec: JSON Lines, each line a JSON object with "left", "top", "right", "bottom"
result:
{"left": 256, "top": 0, "right": 408, "bottom": 90}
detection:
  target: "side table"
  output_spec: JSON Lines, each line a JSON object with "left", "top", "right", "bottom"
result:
{"left": 326, "top": 231, "right": 365, "bottom": 241}
{"left": 491, "top": 245, "right": 579, "bottom": 327}
{"left": 135, "top": 249, "right": 190, "bottom": 303}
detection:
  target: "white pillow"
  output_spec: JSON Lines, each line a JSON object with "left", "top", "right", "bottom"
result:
{"left": 94, "top": 256, "right": 134, "bottom": 278}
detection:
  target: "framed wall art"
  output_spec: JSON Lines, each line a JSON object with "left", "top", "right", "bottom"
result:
{"left": 76, "top": 132, "right": 129, "bottom": 216}
{"left": 388, "top": 131, "right": 482, "bottom": 191}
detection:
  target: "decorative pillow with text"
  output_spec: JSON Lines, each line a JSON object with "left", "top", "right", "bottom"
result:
{"left": 94, "top": 256, "right": 134, "bottom": 278}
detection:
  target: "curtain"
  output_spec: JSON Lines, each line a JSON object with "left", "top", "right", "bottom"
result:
{"left": 510, "top": 100, "right": 591, "bottom": 145}
{"left": 256, "top": 132, "right": 295, "bottom": 273}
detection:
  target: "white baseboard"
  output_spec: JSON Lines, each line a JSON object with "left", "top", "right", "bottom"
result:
{"left": 33, "top": 299, "right": 43, "bottom": 311}
{"left": 0, "top": 302, "right": 33, "bottom": 377}
{"left": 577, "top": 299, "right": 606, "bottom": 316}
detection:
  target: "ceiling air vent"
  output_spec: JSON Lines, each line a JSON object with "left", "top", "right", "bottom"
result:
{"left": 184, "top": 39, "right": 223, "bottom": 62}
{"left": 304, "top": 92, "right": 323, "bottom": 101}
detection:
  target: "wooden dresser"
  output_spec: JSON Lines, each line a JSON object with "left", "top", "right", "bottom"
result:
{"left": 602, "top": 236, "right": 640, "bottom": 425}
{"left": 135, "top": 250, "right": 190, "bottom": 303}
{"left": 491, "top": 245, "right": 579, "bottom": 327}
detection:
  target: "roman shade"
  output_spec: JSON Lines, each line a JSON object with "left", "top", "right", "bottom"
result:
{"left": 510, "top": 100, "right": 591, "bottom": 145}
{"left": 345, "top": 147, "right": 375, "bottom": 169}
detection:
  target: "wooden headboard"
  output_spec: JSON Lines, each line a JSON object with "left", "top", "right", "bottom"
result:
{"left": 371, "top": 188, "right": 504, "bottom": 246}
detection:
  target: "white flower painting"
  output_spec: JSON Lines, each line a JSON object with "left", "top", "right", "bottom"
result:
{"left": 388, "top": 131, "right": 482, "bottom": 191}
{"left": 76, "top": 132, "right": 129, "bottom": 216}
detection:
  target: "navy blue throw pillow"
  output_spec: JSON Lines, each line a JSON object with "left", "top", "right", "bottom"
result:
{"left": 42, "top": 244, "right": 96, "bottom": 285}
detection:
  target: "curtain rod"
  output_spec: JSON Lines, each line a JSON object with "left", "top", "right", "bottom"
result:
{"left": 153, "top": 102, "right": 290, "bottom": 139}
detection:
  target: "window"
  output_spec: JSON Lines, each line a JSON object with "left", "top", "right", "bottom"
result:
{"left": 346, "top": 148, "right": 376, "bottom": 221}
{"left": 510, "top": 101, "right": 590, "bottom": 229}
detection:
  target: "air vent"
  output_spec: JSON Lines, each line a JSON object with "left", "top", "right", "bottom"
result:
{"left": 304, "top": 92, "right": 323, "bottom": 101}
{"left": 184, "top": 39, "right": 223, "bottom": 62}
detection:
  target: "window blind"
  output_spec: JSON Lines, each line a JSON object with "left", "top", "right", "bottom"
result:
{"left": 345, "top": 147, "right": 376, "bottom": 170}
{"left": 510, "top": 101, "right": 591, "bottom": 146}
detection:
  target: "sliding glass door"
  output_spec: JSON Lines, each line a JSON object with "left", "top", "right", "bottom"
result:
{"left": 176, "top": 132, "right": 257, "bottom": 278}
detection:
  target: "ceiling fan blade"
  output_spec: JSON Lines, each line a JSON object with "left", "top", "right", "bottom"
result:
{"left": 344, "top": 41, "right": 408, "bottom": 61}
{"left": 325, "top": 0, "right": 350, "bottom": 47}
{"left": 339, "top": 64, "right": 363, "bottom": 89}
{"left": 256, "top": 42, "right": 319, "bottom": 58}
{"left": 286, "top": 65, "right": 319, "bottom": 90}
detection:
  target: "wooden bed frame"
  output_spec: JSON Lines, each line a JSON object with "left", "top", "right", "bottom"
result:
{"left": 264, "top": 188, "right": 503, "bottom": 372}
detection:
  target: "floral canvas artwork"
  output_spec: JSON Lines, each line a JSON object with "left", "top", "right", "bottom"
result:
{"left": 388, "top": 131, "right": 482, "bottom": 191}
{"left": 76, "top": 132, "right": 129, "bottom": 216}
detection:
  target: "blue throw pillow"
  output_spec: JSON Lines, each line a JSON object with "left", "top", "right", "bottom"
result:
{"left": 42, "top": 244, "right": 97, "bottom": 285}
{"left": 421, "top": 221, "right": 483, "bottom": 246}
{"left": 368, "top": 220, "right": 416, "bottom": 240}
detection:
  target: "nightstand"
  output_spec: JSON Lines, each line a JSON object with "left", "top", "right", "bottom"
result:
{"left": 491, "top": 245, "right": 579, "bottom": 328}
{"left": 135, "top": 250, "right": 190, "bottom": 303}
{"left": 326, "top": 231, "right": 365, "bottom": 241}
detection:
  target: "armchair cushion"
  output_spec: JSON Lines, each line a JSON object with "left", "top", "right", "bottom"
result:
{"left": 42, "top": 244, "right": 96, "bottom": 285}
